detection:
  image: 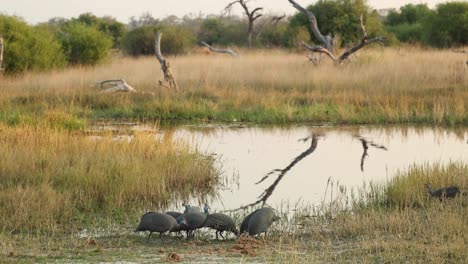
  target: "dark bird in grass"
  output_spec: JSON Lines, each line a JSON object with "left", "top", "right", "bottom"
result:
{"left": 135, "top": 212, "right": 180, "bottom": 240}
{"left": 243, "top": 207, "right": 279, "bottom": 236}
{"left": 176, "top": 212, "right": 208, "bottom": 238}
{"left": 203, "top": 213, "right": 239, "bottom": 240}
{"left": 240, "top": 209, "right": 260, "bottom": 234}
{"left": 182, "top": 201, "right": 201, "bottom": 214}
{"left": 165, "top": 211, "right": 183, "bottom": 219}
{"left": 425, "top": 183, "right": 460, "bottom": 200}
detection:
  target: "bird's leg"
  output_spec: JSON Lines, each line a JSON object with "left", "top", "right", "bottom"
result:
{"left": 215, "top": 231, "right": 219, "bottom": 240}
{"left": 219, "top": 231, "right": 226, "bottom": 240}
{"left": 147, "top": 232, "right": 152, "bottom": 240}
{"left": 160, "top": 232, "right": 165, "bottom": 242}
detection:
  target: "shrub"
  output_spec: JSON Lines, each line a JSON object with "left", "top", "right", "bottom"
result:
{"left": 422, "top": 2, "right": 468, "bottom": 48}
{"left": 56, "top": 21, "right": 112, "bottom": 65}
{"left": 0, "top": 15, "right": 66, "bottom": 74}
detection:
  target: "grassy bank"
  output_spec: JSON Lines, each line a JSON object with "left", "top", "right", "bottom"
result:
{"left": 0, "top": 125, "right": 220, "bottom": 236}
{"left": 1, "top": 47, "right": 467, "bottom": 127}
{"left": 1, "top": 162, "right": 466, "bottom": 263}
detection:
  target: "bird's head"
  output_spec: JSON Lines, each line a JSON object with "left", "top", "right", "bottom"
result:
{"left": 203, "top": 203, "right": 210, "bottom": 213}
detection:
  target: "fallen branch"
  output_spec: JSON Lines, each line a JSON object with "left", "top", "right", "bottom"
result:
{"left": 155, "top": 31, "right": 179, "bottom": 91}
{"left": 201, "top": 41, "right": 239, "bottom": 57}
{"left": 98, "top": 79, "right": 136, "bottom": 93}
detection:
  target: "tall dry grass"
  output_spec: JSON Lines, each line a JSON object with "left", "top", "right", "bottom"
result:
{"left": 0, "top": 124, "right": 219, "bottom": 234}
{"left": 270, "top": 162, "right": 468, "bottom": 263}
{"left": 0, "top": 47, "right": 466, "bottom": 125}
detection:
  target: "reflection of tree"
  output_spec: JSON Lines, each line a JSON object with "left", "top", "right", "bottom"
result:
{"left": 356, "top": 136, "right": 388, "bottom": 172}
{"left": 233, "top": 136, "right": 319, "bottom": 210}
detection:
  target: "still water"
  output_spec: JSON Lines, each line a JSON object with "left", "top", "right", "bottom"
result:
{"left": 89, "top": 124, "right": 467, "bottom": 211}
{"left": 172, "top": 125, "right": 467, "bottom": 211}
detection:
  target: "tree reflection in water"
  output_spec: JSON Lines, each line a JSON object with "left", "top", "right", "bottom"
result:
{"left": 232, "top": 135, "right": 319, "bottom": 210}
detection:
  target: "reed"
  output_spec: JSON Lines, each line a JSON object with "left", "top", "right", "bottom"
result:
{"left": 0, "top": 124, "right": 220, "bottom": 234}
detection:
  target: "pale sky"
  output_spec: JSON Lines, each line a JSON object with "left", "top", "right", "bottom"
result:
{"left": 0, "top": 0, "right": 450, "bottom": 25}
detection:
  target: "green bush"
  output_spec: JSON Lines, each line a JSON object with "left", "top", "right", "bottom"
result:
{"left": 56, "top": 22, "right": 112, "bottom": 65}
{"left": 121, "top": 25, "right": 194, "bottom": 56}
{"left": 422, "top": 2, "right": 468, "bottom": 48}
{"left": 75, "top": 13, "right": 127, "bottom": 48}
{"left": 0, "top": 15, "right": 66, "bottom": 74}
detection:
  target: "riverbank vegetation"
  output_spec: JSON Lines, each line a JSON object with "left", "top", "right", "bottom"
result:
{"left": 0, "top": 124, "right": 220, "bottom": 235}
{"left": 1, "top": 161, "right": 466, "bottom": 262}
{"left": 1, "top": 47, "right": 466, "bottom": 127}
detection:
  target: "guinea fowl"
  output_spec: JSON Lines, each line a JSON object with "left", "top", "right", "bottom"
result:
{"left": 243, "top": 207, "right": 280, "bottom": 236}
{"left": 240, "top": 209, "right": 260, "bottom": 234}
{"left": 182, "top": 201, "right": 201, "bottom": 214}
{"left": 175, "top": 205, "right": 210, "bottom": 238}
{"left": 135, "top": 212, "right": 179, "bottom": 240}
{"left": 425, "top": 183, "right": 460, "bottom": 199}
{"left": 203, "top": 213, "right": 239, "bottom": 240}
{"left": 165, "top": 211, "right": 183, "bottom": 219}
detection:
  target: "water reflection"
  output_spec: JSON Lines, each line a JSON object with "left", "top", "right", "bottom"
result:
{"left": 355, "top": 136, "right": 388, "bottom": 172}
{"left": 88, "top": 123, "right": 467, "bottom": 211}
{"left": 171, "top": 125, "right": 467, "bottom": 211}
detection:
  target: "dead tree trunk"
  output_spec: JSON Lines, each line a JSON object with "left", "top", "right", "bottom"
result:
{"left": 225, "top": 0, "right": 263, "bottom": 48}
{"left": 201, "top": 41, "right": 239, "bottom": 57}
{"left": 288, "top": 0, "right": 384, "bottom": 64}
{"left": 154, "top": 31, "right": 179, "bottom": 91}
{"left": 0, "top": 36, "right": 4, "bottom": 75}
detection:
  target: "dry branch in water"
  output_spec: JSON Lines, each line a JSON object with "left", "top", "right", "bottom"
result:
{"left": 288, "top": 0, "right": 384, "bottom": 64}
{"left": 98, "top": 79, "right": 136, "bottom": 93}
{"left": 201, "top": 41, "right": 239, "bottom": 57}
{"left": 155, "top": 31, "right": 179, "bottom": 91}
{"left": 356, "top": 136, "right": 387, "bottom": 172}
{"left": 225, "top": 0, "right": 263, "bottom": 48}
{"left": 0, "top": 36, "right": 4, "bottom": 74}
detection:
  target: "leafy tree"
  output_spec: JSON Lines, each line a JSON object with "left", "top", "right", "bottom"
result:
{"left": 75, "top": 13, "right": 126, "bottom": 48}
{"left": 289, "top": 0, "right": 384, "bottom": 47}
{"left": 422, "top": 2, "right": 468, "bottom": 48}
{"left": 56, "top": 21, "right": 112, "bottom": 65}
{"left": 0, "top": 15, "right": 66, "bottom": 74}
{"left": 386, "top": 4, "right": 432, "bottom": 26}
{"left": 384, "top": 4, "right": 433, "bottom": 43}
{"left": 198, "top": 18, "right": 224, "bottom": 45}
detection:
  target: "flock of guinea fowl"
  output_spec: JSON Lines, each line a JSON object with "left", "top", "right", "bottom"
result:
{"left": 135, "top": 184, "right": 462, "bottom": 241}
{"left": 135, "top": 202, "right": 280, "bottom": 240}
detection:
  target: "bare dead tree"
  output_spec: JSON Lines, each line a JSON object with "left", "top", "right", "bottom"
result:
{"left": 98, "top": 79, "right": 136, "bottom": 93}
{"left": 155, "top": 31, "right": 179, "bottom": 91}
{"left": 201, "top": 41, "right": 239, "bottom": 57}
{"left": 230, "top": 135, "right": 319, "bottom": 211}
{"left": 225, "top": 0, "right": 263, "bottom": 48}
{"left": 288, "top": 0, "right": 384, "bottom": 64}
{"left": 0, "top": 36, "right": 4, "bottom": 75}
